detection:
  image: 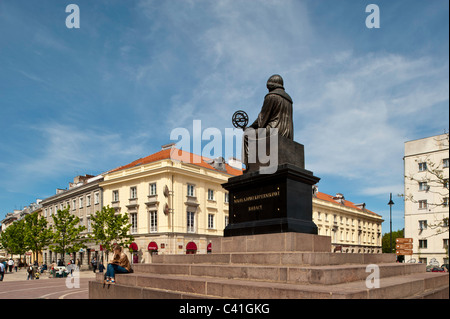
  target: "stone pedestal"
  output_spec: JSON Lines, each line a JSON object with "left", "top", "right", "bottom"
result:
{"left": 223, "top": 135, "right": 320, "bottom": 237}
{"left": 211, "top": 232, "right": 331, "bottom": 253}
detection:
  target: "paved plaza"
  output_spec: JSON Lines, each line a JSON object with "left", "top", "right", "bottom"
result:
{"left": 0, "top": 269, "right": 96, "bottom": 299}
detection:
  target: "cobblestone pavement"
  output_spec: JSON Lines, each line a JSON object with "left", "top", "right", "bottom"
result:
{"left": 0, "top": 269, "right": 96, "bottom": 299}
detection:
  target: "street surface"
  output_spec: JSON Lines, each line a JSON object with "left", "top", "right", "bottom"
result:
{"left": 0, "top": 268, "right": 96, "bottom": 299}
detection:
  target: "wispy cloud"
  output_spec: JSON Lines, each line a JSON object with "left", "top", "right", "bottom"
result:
{"left": 2, "top": 123, "right": 148, "bottom": 193}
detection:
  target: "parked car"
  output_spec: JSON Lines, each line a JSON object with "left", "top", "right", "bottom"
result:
{"left": 441, "top": 264, "right": 449, "bottom": 271}
{"left": 426, "top": 265, "right": 434, "bottom": 272}
{"left": 431, "top": 267, "right": 446, "bottom": 272}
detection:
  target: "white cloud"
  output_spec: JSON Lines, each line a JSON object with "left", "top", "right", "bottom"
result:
{"left": 3, "top": 123, "right": 148, "bottom": 192}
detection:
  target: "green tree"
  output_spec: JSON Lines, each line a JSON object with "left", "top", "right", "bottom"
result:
{"left": 90, "top": 205, "right": 134, "bottom": 262}
{"left": 0, "top": 220, "right": 27, "bottom": 262}
{"left": 49, "top": 206, "right": 89, "bottom": 263}
{"left": 24, "top": 213, "right": 53, "bottom": 263}
{"left": 382, "top": 228, "right": 404, "bottom": 253}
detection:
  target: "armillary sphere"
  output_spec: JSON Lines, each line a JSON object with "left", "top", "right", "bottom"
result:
{"left": 232, "top": 110, "right": 249, "bottom": 129}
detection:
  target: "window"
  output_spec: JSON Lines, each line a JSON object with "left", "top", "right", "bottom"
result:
{"left": 187, "top": 184, "right": 195, "bottom": 197}
{"left": 44, "top": 208, "right": 48, "bottom": 218}
{"left": 419, "top": 240, "right": 427, "bottom": 249}
{"left": 72, "top": 199, "right": 76, "bottom": 210}
{"left": 444, "top": 179, "right": 449, "bottom": 189}
{"left": 208, "top": 189, "right": 214, "bottom": 201}
{"left": 149, "top": 183, "right": 157, "bottom": 196}
{"left": 418, "top": 200, "right": 427, "bottom": 210}
{"left": 224, "top": 193, "right": 229, "bottom": 203}
{"left": 187, "top": 211, "right": 195, "bottom": 233}
{"left": 443, "top": 239, "right": 449, "bottom": 249}
{"left": 149, "top": 211, "right": 157, "bottom": 232}
{"left": 418, "top": 162, "right": 427, "bottom": 172}
{"left": 113, "top": 190, "right": 119, "bottom": 202}
{"left": 443, "top": 197, "right": 449, "bottom": 207}
{"left": 419, "top": 220, "right": 427, "bottom": 230}
{"left": 130, "top": 213, "right": 137, "bottom": 234}
{"left": 87, "top": 217, "right": 91, "bottom": 232}
{"left": 225, "top": 215, "right": 229, "bottom": 227}
{"left": 419, "top": 182, "right": 428, "bottom": 191}
{"left": 79, "top": 197, "right": 84, "bottom": 208}
{"left": 130, "top": 186, "right": 137, "bottom": 199}
{"left": 86, "top": 195, "right": 91, "bottom": 207}
{"left": 208, "top": 214, "right": 215, "bottom": 229}
{"left": 94, "top": 192, "right": 99, "bottom": 204}
{"left": 443, "top": 158, "right": 449, "bottom": 168}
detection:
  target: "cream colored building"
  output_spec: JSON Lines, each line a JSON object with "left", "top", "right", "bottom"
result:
{"left": 312, "top": 189, "right": 383, "bottom": 253}
{"left": 404, "top": 134, "right": 449, "bottom": 265}
{"left": 41, "top": 174, "right": 104, "bottom": 269}
{"left": 99, "top": 144, "right": 241, "bottom": 263}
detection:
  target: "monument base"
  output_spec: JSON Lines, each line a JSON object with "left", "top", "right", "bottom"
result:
{"left": 211, "top": 232, "right": 331, "bottom": 253}
{"left": 223, "top": 163, "right": 320, "bottom": 237}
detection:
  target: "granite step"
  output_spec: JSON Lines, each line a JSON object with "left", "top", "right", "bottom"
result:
{"left": 149, "top": 252, "right": 396, "bottom": 266}
{"left": 130, "top": 262, "right": 425, "bottom": 285}
{"left": 90, "top": 271, "right": 448, "bottom": 299}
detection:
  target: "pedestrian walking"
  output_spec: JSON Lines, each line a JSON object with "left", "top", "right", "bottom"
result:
{"left": 7, "top": 259, "right": 14, "bottom": 272}
{"left": 27, "top": 264, "right": 34, "bottom": 280}
{"left": 91, "top": 257, "right": 97, "bottom": 273}
{"left": 0, "top": 262, "right": 5, "bottom": 281}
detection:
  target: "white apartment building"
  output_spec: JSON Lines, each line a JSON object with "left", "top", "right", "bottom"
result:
{"left": 404, "top": 133, "right": 449, "bottom": 266}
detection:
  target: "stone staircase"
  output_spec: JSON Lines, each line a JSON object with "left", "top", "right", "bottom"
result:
{"left": 89, "top": 233, "right": 449, "bottom": 299}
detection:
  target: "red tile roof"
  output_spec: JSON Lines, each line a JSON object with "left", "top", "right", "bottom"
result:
{"left": 315, "top": 192, "right": 381, "bottom": 218}
{"left": 110, "top": 148, "right": 243, "bottom": 176}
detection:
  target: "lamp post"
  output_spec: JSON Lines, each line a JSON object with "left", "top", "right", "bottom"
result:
{"left": 388, "top": 193, "right": 395, "bottom": 253}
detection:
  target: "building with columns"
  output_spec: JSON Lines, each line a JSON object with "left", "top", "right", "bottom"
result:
{"left": 99, "top": 144, "right": 242, "bottom": 263}
{"left": 312, "top": 189, "right": 383, "bottom": 253}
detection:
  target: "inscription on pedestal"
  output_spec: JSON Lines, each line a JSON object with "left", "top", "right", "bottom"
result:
{"left": 231, "top": 184, "right": 285, "bottom": 224}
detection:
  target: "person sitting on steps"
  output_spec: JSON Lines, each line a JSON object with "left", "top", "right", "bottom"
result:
{"left": 104, "top": 245, "right": 132, "bottom": 284}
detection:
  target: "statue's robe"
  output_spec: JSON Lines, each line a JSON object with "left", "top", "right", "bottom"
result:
{"left": 249, "top": 87, "right": 293, "bottom": 140}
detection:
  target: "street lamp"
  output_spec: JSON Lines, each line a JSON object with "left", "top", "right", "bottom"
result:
{"left": 388, "top": 193, "right": 395, "bottom": 253}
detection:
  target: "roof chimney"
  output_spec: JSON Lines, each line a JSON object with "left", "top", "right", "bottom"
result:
{"left": 333, "top": 193, "right": 345, "bottom": 204}
{"left": 161, "top": 143, "right": 176, "bottom": 150}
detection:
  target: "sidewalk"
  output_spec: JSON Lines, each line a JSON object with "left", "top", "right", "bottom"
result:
{"left": 1, "top": 268, "right": 97, "bottom": 282}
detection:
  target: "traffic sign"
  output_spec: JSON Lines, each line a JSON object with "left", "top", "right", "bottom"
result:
{"left": 396, "top": 250, "right": 413, "bottom": 255}
{"left": 396, "top": 243, "right": 413, "bottom": 249}
{"left": 396, "top": 238, "right": 413, "bottom": 244}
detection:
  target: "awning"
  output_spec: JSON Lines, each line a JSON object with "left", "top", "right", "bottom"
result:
{"left": 129, "top": 242, "right": 138, "bottom": 251}
{"left": 186, "top": 242, "right": 197, "bottom": 251}
{"left": 148, "top": 241, "right": 158, "bottom": 251}
{"left": 207, "top": 243, "right": 212, "bottom": 252}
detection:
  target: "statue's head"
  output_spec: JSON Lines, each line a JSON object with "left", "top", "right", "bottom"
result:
{"left": 266, "top": 74, "right": 284, "bottom": 91}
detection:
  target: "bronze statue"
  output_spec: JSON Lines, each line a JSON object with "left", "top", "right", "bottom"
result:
{"left": 249, "top": 74, "right": 293, "bottom": 139}
{"left": 238, "top": 74, "right": 294, "bottom": 172}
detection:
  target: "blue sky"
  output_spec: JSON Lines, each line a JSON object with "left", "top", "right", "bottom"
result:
{"left": 0, "top": 0, "right": 448, "bottom": 235}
